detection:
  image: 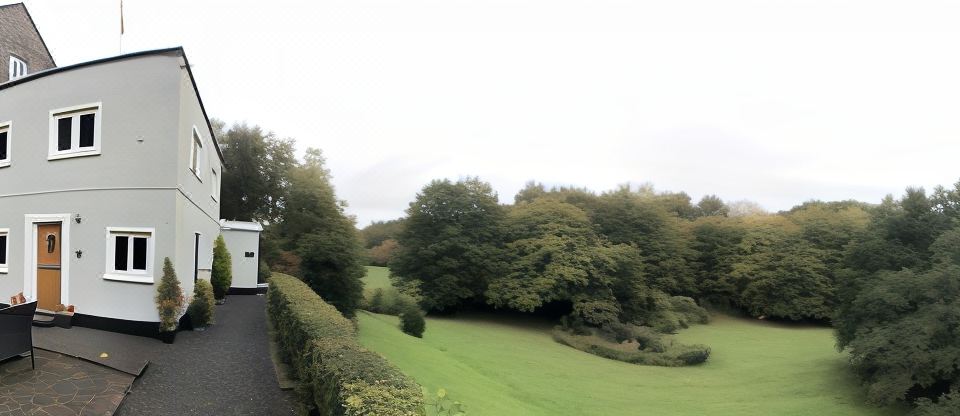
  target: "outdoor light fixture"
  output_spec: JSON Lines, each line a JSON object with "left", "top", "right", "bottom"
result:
{"left": 74, "top": 214, "right": 82, "bottom": 224}
{"left": 75, "top": 250, "right": 83, "bottom": 259}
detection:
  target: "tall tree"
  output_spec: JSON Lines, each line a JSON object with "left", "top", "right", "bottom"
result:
{"left": 280, "top": 149, "right": 366, "bottom": 316}
{"left": 390, "top": 178, "right": 505, "bottom": 311}
{"left": 487, "top": 200, "right": 628, "bottom": 326}
{"left": 218, "top": 123, "right": 296, "bottom": 223}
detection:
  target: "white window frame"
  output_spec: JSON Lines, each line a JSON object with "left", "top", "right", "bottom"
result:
{"left": 0, "top": 228, "right": 9, "bottom": 274}
{"left": 48, "top": 103, "right": 103, "bottom": 160}
{"left": 211, "top": 168, "right": 219, "bottom": 202}
{"left": 103, "top": 227, "right": 155, "bottom": 284}
{"left": 9, "top": 56, "right": 27, "bottom": 80}
{"left": 0, "top": 121, "right": 10, "bottom": 168}
{"left": 190, "top": 126, "right": 203, "bottom": 181}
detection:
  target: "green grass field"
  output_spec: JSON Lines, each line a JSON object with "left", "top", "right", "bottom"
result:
{"left": 358, "top": 267, "right": 905, "bottom": 416}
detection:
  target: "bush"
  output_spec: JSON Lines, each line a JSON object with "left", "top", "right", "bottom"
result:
{"left": 551, "top": 327, "right": 710, "bottom": 367}
{"left": 155, "top": 258, "right": 185, "bottom": 332}
{"left": 363, "top": 287, "right": 420, "bottom": 316}
{"left": 399, "top": 303, "right": 426, "bottom": 338}
{"left": 267, "top": 273, "right": 424, "bottom": 416}
{"left": 188, "top": 279, "right": 215, "bottom": 328}
{"left": 211, "top": 235, "right": 233, "bottom": 301}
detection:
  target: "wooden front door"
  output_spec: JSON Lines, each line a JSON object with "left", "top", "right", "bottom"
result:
{"left": 36, "top": 223, "right": 62, "bottom": 311}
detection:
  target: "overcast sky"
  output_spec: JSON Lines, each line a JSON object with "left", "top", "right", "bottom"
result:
{"left": 16, "top": 0, "right": 960, "bottom": 225}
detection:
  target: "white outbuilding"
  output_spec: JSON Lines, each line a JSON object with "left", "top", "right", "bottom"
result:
{"left": 218, "top": 220, "right": 264, "bottom": 294}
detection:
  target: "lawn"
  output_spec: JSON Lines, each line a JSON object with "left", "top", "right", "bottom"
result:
{"left": 357, "top": 267, "right": 905, "bottom": 416}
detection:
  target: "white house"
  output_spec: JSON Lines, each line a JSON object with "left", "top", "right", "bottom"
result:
{"left": 0, "top": 13, "right": 225, "bottom": 336}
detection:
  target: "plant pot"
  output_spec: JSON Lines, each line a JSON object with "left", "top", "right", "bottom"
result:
{"left": 159, "top": 331, "right": 177, "bottom": 344}
{"left": 53, "top": 312, "right": 74, "bottom": 329}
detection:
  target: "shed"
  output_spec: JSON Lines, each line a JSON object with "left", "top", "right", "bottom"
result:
{"left": 219, "top": 220, "right": 263, "bottom": 294}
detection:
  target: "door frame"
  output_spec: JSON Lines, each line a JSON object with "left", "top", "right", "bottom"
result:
{"left": 23, "top": 214, "right": 71, "bottom": 306}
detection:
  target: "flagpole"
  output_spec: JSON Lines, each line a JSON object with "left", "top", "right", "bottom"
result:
{"left": 119, "top": 0, "right": 124, "bottom": 54}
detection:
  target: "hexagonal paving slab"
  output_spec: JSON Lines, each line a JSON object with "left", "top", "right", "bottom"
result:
{"left": 0, "top": 349, "right": 134, "bottom": 416}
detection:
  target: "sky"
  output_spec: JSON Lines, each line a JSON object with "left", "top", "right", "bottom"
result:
{"left": 15, "top": 0, "right": 960, "bottom": 226}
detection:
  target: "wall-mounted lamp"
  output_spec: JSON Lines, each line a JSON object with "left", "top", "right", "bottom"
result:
{"left": 74, "top": 214, "right": 82, "bottom": 224}
{"left": 75, "top": 250, "right": 83, "bottom": 259}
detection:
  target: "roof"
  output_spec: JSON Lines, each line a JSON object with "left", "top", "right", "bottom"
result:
{"left": 0, "top": 46, "right": 225, "bottom": 165}
{"left": 219, "top": 220, "right": 264, "bottom": 232}
{"left": 1, "top": 3, "right": 56, "bottom": 66}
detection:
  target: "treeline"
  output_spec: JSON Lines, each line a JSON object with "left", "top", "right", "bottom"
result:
{"left": 370, "top": 178, "right": 960, "bottom": 413}
{"left": 216, "top": 121, "right": 366, "bottom": 316}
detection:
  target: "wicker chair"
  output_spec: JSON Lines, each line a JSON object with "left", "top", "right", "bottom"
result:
{"left": 0, "top": 301, "right": 37, "bottom": 369}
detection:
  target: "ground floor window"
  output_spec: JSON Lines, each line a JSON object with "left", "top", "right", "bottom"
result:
{"left": 104, "top": 227, "right": 154, "bottom": 283}
{"left": 0, "top": 228, "right": 8, "bottom": 273}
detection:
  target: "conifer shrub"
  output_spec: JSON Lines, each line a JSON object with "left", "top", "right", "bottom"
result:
{"left": 211, "top": 235, "right": 233, "bottom": 302}
{"left": 188, "top": 279, "right": 215, "bottom": 329}
{"left": 266, "top": 273, "right": 424, "bottom": 416}
{"left": 155, "top": 258, "right": 185, "bottom": 332}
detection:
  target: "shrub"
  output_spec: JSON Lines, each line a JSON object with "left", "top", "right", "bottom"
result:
{"left": 188, "top": 279, "right": 215, "bottom": 328}
{"left": 551, "top": 327, "right": 710, "bottom": 367}
{"left": 211, "top": 235, "right": 233, "bottom": 301}
{"left": 399, "top": 303, "right": 426, "bottom": 338}
{"left": 267, "top": 273, "right": 424, "bottom": 416}
{"left": 363, "top": 287, "right": 420, "bottom": 316}
{"left": 155, "top": 258, "right": 185, "bottom": 332}
{"left": 257, "top": 260, "right": 271, "bottom": 284}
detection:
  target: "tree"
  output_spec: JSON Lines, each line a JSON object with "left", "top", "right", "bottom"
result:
{"left": 487, "top": 199, "right": 625, "bottom": 326}
{"left": 689, "top": 216, "right": 745, "bottom": 304}
{"left": 359, "top": 219, "right": 405, "bottom": 248}
{"left": 218, "top": 123, "right": 297, "bottom": 223}
{"left": 695, "top": 194, "right": 729, "bottom": 217}
{"left": 155, "top": 258, "right": 185, "bottom": 332}
{"left": 834, "top": 261, "right": 960, "bottom": 406}
{"left": 283, "top": 149, "right": 366, "bottom": 317}
{"left": 727, "top": 215, "right": 833, "bottom": 320}
{"left": 368, "top": 239, "right": 399, "bottom": 266}
{"left": 211, "top": 235, "right": 233, "bottom": 302}
{"left": 390, "top": 178, "right": 505, "bottom": 311}
{"left": 591, "top": 187, "right": 698, "bottom": 296}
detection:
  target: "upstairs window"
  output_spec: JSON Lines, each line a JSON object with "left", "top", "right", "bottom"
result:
{"left": 49, "top": 103, "right": 102, "bottom": 160}
{"left": 0, "top": 228, "right": 8, "bottom": 274}
{"left": 211, "top": 169, "right": 219, "bottom": 201}
{"left": 104, "top": 227, "right": 154, "bottom": 283}
{"left": 8, "top": 56, "right": 27, "bottom": 80}
{"left": 190, "top": 127, "right": 203, "bottom": 180}
{"left": 0, "top": 122, "right": 9, "bottom": 167}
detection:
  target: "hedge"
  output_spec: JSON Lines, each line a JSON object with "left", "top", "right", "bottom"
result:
{"left": 267, "top": 273, "right": 425, "bottom": 416}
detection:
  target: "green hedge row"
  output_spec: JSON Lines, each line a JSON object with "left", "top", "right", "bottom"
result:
{"left": 267, "top": 273, "right": 425, "bottom": 416}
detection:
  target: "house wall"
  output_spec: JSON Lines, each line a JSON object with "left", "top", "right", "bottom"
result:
{"left": 221, "top": 229, "right": 260, "bottom": 289}
{"left": 0, "top": 4, "right": 55, "bottom": 83}
{"left": 0, "top": 51, "right": 223, "bottom": 324}
{"left": 0, "top": 189, "right": 177, "bottom": 322}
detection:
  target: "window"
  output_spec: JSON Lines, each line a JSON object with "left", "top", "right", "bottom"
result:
{"left": 104, "top": 227, "right": 154, "bottom": 283}
{"left": 0, "top": 229, "right": 8, "bottom": 274}
{"left": 211, "top": 169, "right": 219, "bottom": 201}
{"left": 190, "top": 127, "right": 203, "bottom": 180}
{"left": 0, "top": 122, "right": 9, "bottom": 167}
{"left": 8, "top": 56, "right": 27, "bottom": 80}
{"left": 49, "top": 103, "right": 102, "bottom": 160}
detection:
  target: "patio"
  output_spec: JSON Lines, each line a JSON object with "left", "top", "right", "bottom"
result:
{"left": 1, "top": 295, "right": 295, "bottom": 416}
{"left": 0, "top": 350, "right": 133, "bottom": 416}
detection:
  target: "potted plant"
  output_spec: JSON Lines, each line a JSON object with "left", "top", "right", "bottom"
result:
{"left": 52, "top": 304, "right": 75, "bottom": 329}
{"left": 155, "top": 258, "right": 185, "bottom": 344}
